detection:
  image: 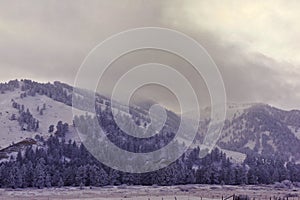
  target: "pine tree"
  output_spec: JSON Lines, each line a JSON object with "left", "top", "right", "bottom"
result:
{"left": 14, "top": 166, "right": 23, "bottom": 188}
{"left": 75, "top": 166, "right": 87, "bottom": 186}
{"left": 48, "top": 125, "right": 54, "bottom": 133}
{"left": 8, "top": 168, "right": 16, "bottom": 189}
{"left": 58, "top": 177, "right": 64, "bottom": 188}
{"left": 34, "top": 158, "right": 46, "bottom": 189}
{"left": 45, "top": 173, "right": 52, "bottom": 188}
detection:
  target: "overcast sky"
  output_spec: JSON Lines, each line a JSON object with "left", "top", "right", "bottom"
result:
{"left": 0, "top": 0, "right": 300, "bottom": 111}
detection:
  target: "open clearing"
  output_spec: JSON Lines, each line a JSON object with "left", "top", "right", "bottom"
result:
{"left": 0, "top": 184, "right": 299, "bottom": 200}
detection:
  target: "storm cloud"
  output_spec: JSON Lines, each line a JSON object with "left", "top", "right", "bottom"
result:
{"left": 0, "top": 0, "right": 299, "bottom": 111}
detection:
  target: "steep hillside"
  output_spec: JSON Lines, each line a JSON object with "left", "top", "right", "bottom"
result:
{"left": 0, "top": 84, "right": 81, "bottom": 150}
{"left": 218, "top": 104, "right": 300, "bottom": 161}
{"left": 0, "top": 80, "right": 182, "bottom": 160}
{"left": 1, "top": 79, "right": 300, "bottom": 164}
{"left": 0, "top": 80, "right": 300, "bottom": 188}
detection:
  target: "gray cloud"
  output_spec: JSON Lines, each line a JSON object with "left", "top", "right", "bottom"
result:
{"left": 0, "top": 1, "right": 299, "bottom": 111}
{"left": 0, "top": 0, "right": 163, "bottom": 83}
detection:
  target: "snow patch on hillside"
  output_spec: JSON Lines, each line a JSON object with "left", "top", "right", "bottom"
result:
{"left": 244, "top": 140, "right": 256, "bottom": 150}
{"left": 0, "top": 90, "right": 38, "bottom": 149}
{"left": 226, "top": 103, "right": 251, "bottom": 119}
{"left": 0, "top": 90, "right": 84, "bottom": 149}
{"left": 217, "top": 146, "right": 247, "bottom": 163}
{"left": 288, "top": 126, "right": 300, "bottom": 140}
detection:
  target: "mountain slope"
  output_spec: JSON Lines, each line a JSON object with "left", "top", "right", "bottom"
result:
{"left": 0, "top": 85, "right": 82, "bottom": 150}
{"left": 217, "top": 104, "right": 300, "bottom": 161}
{"left": 0, "top": 79, "right": 300, "bottom": 164}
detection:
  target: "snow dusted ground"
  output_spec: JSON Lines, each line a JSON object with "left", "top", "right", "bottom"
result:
{"left": 216, "top": 147, "right": 246, "bottom": 163}
{"left": 0, "top": 89, "right": 250, "bottom": 164}
{"left": 0, "top": 89, "right": 84, "bottom": 149}
{"left": 0, "top": 185, "right": 299, "bottom": 200}
{"left": 15, "top": 91, "right": 85, "bottom": 144}
{"left": 288, "top": 126, "right": 300, "bottom": 140}
{"left": 0, "top": 89, "right": 35, "bottom": 149}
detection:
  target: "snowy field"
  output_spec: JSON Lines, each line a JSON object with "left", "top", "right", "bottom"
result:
{"left": 0, "top": 89, "right": 84, "bottom": 150}
{"left": 0, "top": 185, "right": 299, "bottom": 200}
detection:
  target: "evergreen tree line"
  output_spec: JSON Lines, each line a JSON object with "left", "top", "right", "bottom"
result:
{"left": 0, "top": 79, "right": 19, "bottom": 94}
{"left": 74, "top": 104, "right": 300, "bottom": 186}
{"left": 20, "top": 79, "right": 72, "bottom": 106}
{"left": 0, "top": 134, "right": 300, "bottom": 189}
{"left": 1, "top": 80, "right": 300, "bottom": 188}
{"left": 49, "top": 121, "right": 69, "bottom": 137}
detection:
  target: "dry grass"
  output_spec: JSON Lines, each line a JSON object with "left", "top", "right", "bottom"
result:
{"left": 0, "top": 184, "right": 299, "bottom": 200}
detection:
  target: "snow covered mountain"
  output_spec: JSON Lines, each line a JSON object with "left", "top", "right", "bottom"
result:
{"left": 194, "top": 102, "right": 300, "bottom": 162}
{"left": 218, "top": 103, "right": 300, "bottom": 161}
{"left": 0, "top": 79, "right": 300, "bottom": 164}
{"left": 0, "top": 81, "right": 81, "bottom": 150}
